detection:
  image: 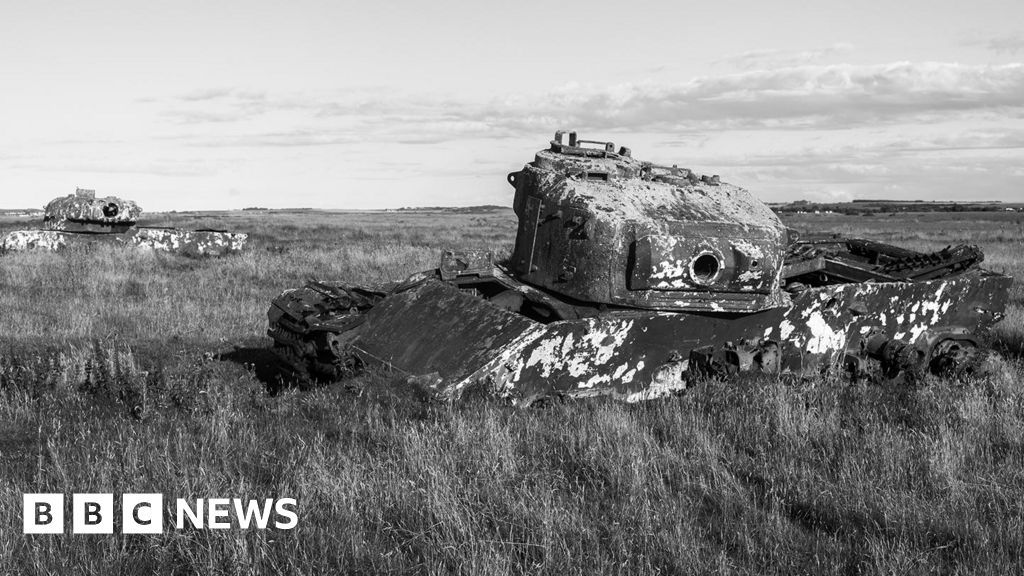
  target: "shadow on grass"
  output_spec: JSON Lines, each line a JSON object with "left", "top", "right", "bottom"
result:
{"left": 0, "top": 422, "right": 39, "bottom": 483}
{"left": 734, "top": 467, "right": 971, "bottom": 565}
{"left": 214, "top": 341, "right": 440, "bottom": 424}
{"left": 217, "top": 346, "right": 295, "bottom": 393}
{"left": 993, "top": 330, "right": 1024, "bottom": 362}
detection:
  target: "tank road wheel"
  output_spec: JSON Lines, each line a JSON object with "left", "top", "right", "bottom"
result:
{"left": 271, "top": 333, "right": 365, "bottom": 390}
{"left": 312, "top": 331, "right": 364, "bottom": 382}
{"left": 929, "top": 339, "right": 990, "bottom": 379}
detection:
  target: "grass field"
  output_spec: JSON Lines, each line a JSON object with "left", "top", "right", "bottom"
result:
{"left": 1, "top": 208, "right": 1022, "bottom": 575}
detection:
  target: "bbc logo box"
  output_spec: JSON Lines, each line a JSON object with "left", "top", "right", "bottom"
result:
{"left": 23, "top": 493, "right": 296, "bottom": 533}
{"left": 23, "top": 494, "right": 64, "bottom": 534}
{"left": 24, "top": 493, "right": 162, "bottom": 534}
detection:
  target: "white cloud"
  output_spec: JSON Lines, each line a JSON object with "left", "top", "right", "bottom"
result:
{"left": 969, "top": 33, "right": 1024, "bottom": 55}
{"left": 156, "top": 62, "right": 1024, "bottom": 150}
{"left": 713, "top": 43, "right": 855, "bottom": 70}
{"left": 41, "top": 60, "right": 1012, "bottom": 208}
{"left": 514, "top": 62, "right": 1024, "bottom": 131}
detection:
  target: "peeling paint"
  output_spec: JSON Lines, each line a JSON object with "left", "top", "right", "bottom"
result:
{"left": 1, "top": 230, "right": 69, "bottom": 252}
{"left": 737, "top": 270, "right": 761, "bottom": 282}
{"left": 2, "top": 227, "right": 247, "bottom": 257}
{"left": 732, "top": 239, "right": 765, "bottom": 260}
{"left": 43, "top": 188, "right": 141, "bottom": 231}
{"left": 779, "top": 320, "right": 796, "bottom": 340}
{"left": 129, "top": 228, "right": 248, "bottom": 256}
{"left": 804, "top": 310, "right": 848, "bottom": 354}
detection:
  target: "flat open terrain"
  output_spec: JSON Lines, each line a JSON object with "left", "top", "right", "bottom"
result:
{"left": 0, "top": 208, "right": 1022, "bottom": 574}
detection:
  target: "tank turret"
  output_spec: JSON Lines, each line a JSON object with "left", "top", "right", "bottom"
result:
{"left": 43, "top": 188, "right": 142, "bottom": 233}
{"left": 507, "top": 131, "right": 787, "bottom": 313}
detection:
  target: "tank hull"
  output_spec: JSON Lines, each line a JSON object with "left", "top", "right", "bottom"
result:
{"left": 268, "top": 266, "right": 1010, "bottom": 405}
{"left": 1, "top": 227, "right": 248, "bottom": 257}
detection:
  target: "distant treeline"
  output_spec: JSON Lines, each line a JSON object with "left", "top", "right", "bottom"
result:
{"left": 392, "top": 205, "right": 509, "bottom": 213}
{"left": 0, "top": 209, "right": 43, "bottom": 216}
{"left": 771, "top": 200, "right": 1022, "bottom": 215}
{"left": 237, "top": 206, "right": 511, "bottom": 213}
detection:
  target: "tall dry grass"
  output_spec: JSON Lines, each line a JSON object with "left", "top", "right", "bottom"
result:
{"left": 0, "top": 208, "right": 1021, "bottom": 575}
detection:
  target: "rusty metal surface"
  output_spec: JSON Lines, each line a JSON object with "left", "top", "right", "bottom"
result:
{"left": 784, "top": 237, "right": 985, "bottom": 284}
{"left": 43, "top": 188, "right": 141, "bottom": 232}
{"left": 269, "top": 268, "right": 1009, "bottom": 404}
{"left": 1, "top": 230, "right": 73, "bottom": 252}
{"left": 1, "top": 228, "right": 248, "bottom": 256}
{"left": 507, "top": 132, "right": 789, "bottom": 313}
{"left": 308, "top": 270, "right": 1005, "bottom": 404}
{"left": 351, "top": 281, "right": 541, "bottom": 386}
{"left": 2, "top": 188, "right": 246, "bottom": 257}
{"left": 265, "top": 131, "right": 1014, "bottom": 404}
{"left": 439, "top": 249, "right": 496, "bottom": 281}
{"left": 128, "top": 228, "right": 247, "bottom": 256}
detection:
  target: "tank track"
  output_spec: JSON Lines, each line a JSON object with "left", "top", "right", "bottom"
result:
{"left": 784, "top": 237, "right": 985, "bottom": 286}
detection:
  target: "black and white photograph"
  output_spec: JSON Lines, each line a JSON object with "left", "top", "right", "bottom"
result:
{"left": 1, "top": 0, "right": 1022, "bottom": 573}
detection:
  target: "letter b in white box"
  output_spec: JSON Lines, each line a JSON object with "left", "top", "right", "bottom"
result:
{"left": 122, "top": 494, "right": 163, "bottom": 534}
{"left": 23, "top": 494, "right": 64, "bottom": 534}
{"left": 73, "top": 493, "right": 113, "bottom": 534}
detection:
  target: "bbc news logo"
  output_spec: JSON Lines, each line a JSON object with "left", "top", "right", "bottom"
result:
{"left": 23, "top": 494, "right": 298, "bottom": 534}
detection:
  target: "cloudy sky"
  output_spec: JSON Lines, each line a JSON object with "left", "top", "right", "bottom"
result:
{"left": 2, "top": 0, "right": 1023, "bottom": 210}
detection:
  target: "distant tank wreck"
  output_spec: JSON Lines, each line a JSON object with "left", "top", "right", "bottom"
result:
{"left": 267, "top": 131, "right": 1011, "bottom": 404}
{"left": 1, "top": 188, "right": 247, "bottom": 257}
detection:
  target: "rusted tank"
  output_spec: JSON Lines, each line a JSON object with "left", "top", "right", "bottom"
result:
{"left": 1, "top": 188, "right": 247, "bottom": 256}
{"left": 267, "top": 131, "right": 1012, "bottom": 404}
